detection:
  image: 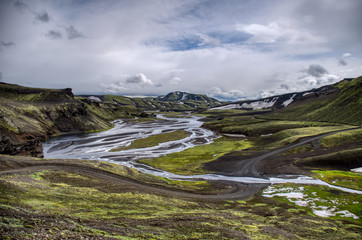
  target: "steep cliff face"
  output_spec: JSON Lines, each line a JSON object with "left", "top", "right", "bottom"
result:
{"left": 0, "top": 83, "right": 144, "bottom": 157}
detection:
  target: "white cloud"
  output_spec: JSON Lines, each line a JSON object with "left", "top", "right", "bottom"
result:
{"left": 236, "top": 21, "right": 326, "bottom": 46}
{"left": 0, "top": 0, "right": 361, "bottom": 101}
{"left": 207, "top": 87, "right": 245, "bottom": 102}
{"left": 125, "top": 73, "right": 154, "bottom": 87}
{"left": 169, "top": 77, "right": 181, "bottom": 85}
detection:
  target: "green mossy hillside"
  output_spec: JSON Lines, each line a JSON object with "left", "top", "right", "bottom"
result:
{"left": 268, "top": 76, "right": 362, "bottom": 126}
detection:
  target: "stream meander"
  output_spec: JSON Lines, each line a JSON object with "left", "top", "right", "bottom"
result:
{"left": 43, "top": 114, "right": 362, "bottom": 195}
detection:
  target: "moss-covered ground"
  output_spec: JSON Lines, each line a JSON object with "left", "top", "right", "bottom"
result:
{"left": 1, "top": 162, "right": 361, "bottom": 239}
{"left": 140, "top": 137, "right": 253, "bottom": 175}
{"left": 312, "top": 170, "right": 362, "bottom": 191}
{"left": 263, "top": 183, "right": 361, "bottom": 225}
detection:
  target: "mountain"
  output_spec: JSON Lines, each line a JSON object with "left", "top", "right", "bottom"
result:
{"left": 95, "top": 91, "right": 222, "bottom": 111}
{"left": 211, "top": 78, "right": 352, "bottom": 110}
{"left": 211, "top": 77, "right": 361, "bottom": 126}
{"left": 269, "top": 76, "right": 362, "bottom": 126}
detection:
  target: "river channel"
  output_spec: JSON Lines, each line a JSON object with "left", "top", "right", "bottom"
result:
{"left": 43, "top": 114, "right": 362, "bottom": 195}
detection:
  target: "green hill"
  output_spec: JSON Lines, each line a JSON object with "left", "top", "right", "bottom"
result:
{"left": 268, "top": 76, "right": 362, "bottom": 126}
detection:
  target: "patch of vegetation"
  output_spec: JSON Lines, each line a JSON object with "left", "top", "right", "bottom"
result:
{"left": 283, "top": 143, "right": 314, "bottom": 155}
{"left": 320, "top": 128, "right": 362, "bottom": 148}
{"left": 263, "top": 183, "right": 362, "bottom": 224}
{"left": 140, "top": 137, "right": 253, "bottom": 175}
{"left": 262, "top": 125, "right": 354, "bottom": 149}
{"left": 110, "top": 130, "right": 190, "bottom": 151}
{"left": 221, "top": 120, "right": 334, "bottom": 136}
{"left": 202, "top": 115, "right": 266, "bottom": 132}
{"left": 312, "top": 170, "right": 362, "bottom": 191}
{"left": 295, "top": 148, "right": 362, "bottom": 170}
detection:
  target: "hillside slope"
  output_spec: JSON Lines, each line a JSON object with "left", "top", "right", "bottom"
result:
{"left": 268, "top": 76, "right": 362, "bottom": 126}
{"left": 0, "top": 83, "right": 144, "bottom": 157}
{"left": 212, "top": 78, "right": 354, "bottom": 111}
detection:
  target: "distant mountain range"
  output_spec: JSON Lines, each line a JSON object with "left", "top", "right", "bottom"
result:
{"left": 82, "top": 91, "right": 222, "bottom": 111}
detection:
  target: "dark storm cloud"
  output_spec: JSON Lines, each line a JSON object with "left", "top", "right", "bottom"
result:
{"left": 36, "top": 11, "right": 50, "bottom": 23}
{"left": 306, "top": 64, "right": 328, "bottom": 78}
{"left": 280, "top": 84, "right": 289, "bottom": 90}
{"left": 66, "top": 26, "right": 84, "bottom": 40}
{"left": 1, "top": 41, "right": 15, "bottom": 47}
{"left": 13, "top": 0, "right": 29, "bottom": 12}
{"left": 45, "top": 30, "right": 62, "bottom": 39}
{"left": 338, "top": 59, "right": 347, "bottom": 66}
{"left": 14, "top": 1, "right": 50, "bottom": 23}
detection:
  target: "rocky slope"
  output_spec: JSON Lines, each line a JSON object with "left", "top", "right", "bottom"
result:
{"left": 0, "top": 83, "right": 145, "bottom": 157}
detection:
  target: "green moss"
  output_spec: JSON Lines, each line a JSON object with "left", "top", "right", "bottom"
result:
{"left": 296, "top": 148, "right": 362, "bottom": 169}
{"left": 221, "top": 120, "right": 330, "bottom": 136}
{"left": 267, "top": 76, "right": 362, "bottom": 126}
{"left": 263, "top": 184, "right": 362, "bottom": 224}
{"left": 262, "top": 125, "right": 354, "bottom": 149}
{"left": 312, "top": 170, "right": 362, "bottom": 191}
{"left": 1, "top": 164, "right": 361, "bottom": 239}
{"left": 321, "top": 128, "right": 362, "bottom": 148}
{"left": 140, "top": 137, "right": 253, "bottom": 175}
{"left": 110, "top": 130, "right": 190, "bottom": 151}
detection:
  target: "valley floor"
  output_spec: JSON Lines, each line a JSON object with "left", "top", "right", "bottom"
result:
{"left": 0, "top": 154, "right": 361, "bottom": 239}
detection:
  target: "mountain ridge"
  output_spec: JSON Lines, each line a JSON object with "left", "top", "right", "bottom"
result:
{"left": 212, "top": 78, "right": 355, "bottom": 111}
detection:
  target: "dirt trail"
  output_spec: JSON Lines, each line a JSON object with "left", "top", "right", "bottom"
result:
{"left": 0, "top": 156, "right": 266, "bottom": 201}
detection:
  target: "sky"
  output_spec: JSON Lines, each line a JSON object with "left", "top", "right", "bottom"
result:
{"left": 1, "top": 0, "right": 361, "bottom": 101}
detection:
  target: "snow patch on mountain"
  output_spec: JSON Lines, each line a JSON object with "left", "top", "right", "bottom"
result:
{"left": 241, "top": 97, "right": 278, "bottom": 110}
{"left": 282, "top": 94, "right": 296, "bottom": 107}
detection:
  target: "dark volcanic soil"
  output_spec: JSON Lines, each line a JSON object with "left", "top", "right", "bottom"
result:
{"left": 204, "top": 129, "right": 362, "bottom": 178}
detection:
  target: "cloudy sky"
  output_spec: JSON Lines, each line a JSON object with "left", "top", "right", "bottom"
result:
{"left": 1, "top": 0, "right": 361, "bottom": 101}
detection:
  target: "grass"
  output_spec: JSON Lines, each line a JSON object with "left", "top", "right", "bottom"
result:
{"left": 320, "top": 128, "right": 362, "bottom": 148}
{"left": 221, "top": 120, "right": 334, "bottom": 136}
{"left": 295, "top": 148, "right": 362, "bottom": 169}
{"left": 110, "top": 130, "right": 190, "bottom": 151}
{"left": 140, "top": 137, "right": 253, "bottom": 175}
{"left": 1, "top": 167, "right": 361, "bottom": 239}
{"left": 263, "top": 183, "right": 362, "bottom": 224}
{"left": 261, "top": 125, "right": 355, "bottom": 149}
{"left": 312, "top": 170, "right": 362, "bottom": 191}
{"left": 202, "top": 116, "right": 265, "bottom": 133}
